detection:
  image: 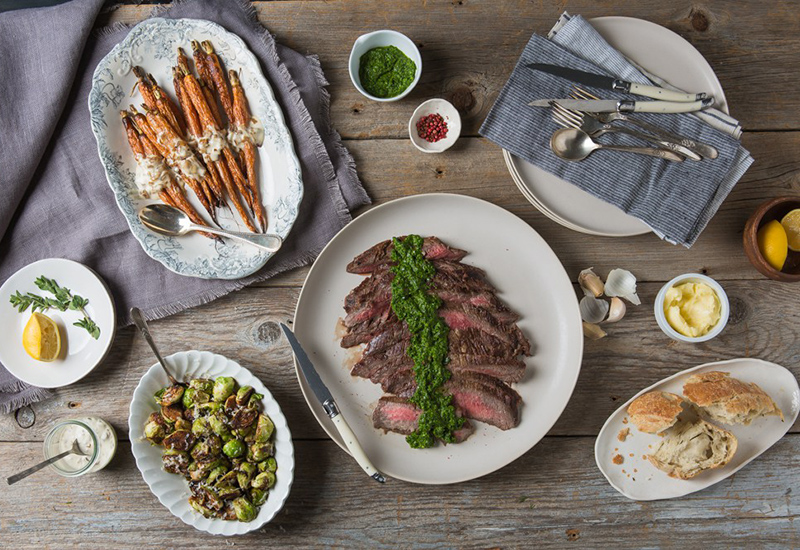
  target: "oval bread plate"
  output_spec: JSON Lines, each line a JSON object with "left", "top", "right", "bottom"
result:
{"left": 595, "top": 358, "right": 799, "bottom": 501}
{"left": 0, "top": 258, "right": 116, "bottom": 389}
{"left": 89, "top": 18, "right": 303, "bottom": 280}
{"left": 128, "top": 350, "right": 294, "bottom": 535}
{"left": 293, "top": 193, "right": 583, "bottom": 484}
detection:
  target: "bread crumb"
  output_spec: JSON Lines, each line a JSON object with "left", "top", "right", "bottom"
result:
{"left": 622, "top": 417, "right": 628, "bottom": 424}
{"left": 617, "top": 428, "right": 630, "bottom": 442}
{"left": 629, "top": 453, "right": 634, "bottom": 457}
{"left": 622, "top": 469, "right": 626, "bottom": 474}
{"left": 634, "top": 469, "right": 638, "bottom": 473}
{"left": 642, "top": 455, "right": 647, "bottom": 460}
{"left": 613, "top": 454, "right": 624, "bottom": 465}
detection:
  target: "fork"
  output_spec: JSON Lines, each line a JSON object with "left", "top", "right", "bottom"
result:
{"left": 572, "top": 87, "right": 718, "bottom": 159}
{"left": 550, "top": 101, "right": 701, "bottom": 161}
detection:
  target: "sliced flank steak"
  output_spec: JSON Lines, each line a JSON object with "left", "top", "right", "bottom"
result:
{"left": 347, "top": 237, "right": 467, "bottom": 274}
{"left": 372, "top": 396, "right": 474, "bottom": 443}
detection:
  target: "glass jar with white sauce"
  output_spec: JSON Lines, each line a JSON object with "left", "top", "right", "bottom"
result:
{"left": 43, "top": 417, "right": 118, "bottom": 477}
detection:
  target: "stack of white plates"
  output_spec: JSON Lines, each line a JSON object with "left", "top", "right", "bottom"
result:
{"left": 505, "top": 16, "right": 728, "bottom": 237}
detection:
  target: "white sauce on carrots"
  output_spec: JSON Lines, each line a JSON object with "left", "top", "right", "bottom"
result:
{"left": 228, "top": 117, "right": 265, "bottom": 152}
{"left": 195, "top": 128, "right": 226, "bottom": 162}
{"left": 134, "top": 157, "right": 171, "bottom": 198}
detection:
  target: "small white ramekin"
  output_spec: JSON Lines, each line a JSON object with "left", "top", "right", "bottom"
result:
{"left": 348, "top": 30, "right": 422, "bottom": 102}
{"left": 408, "top": 98, "right": 461, "bottom": 153}
{"left": 654, "top": 273, "right": 730, "bottom": 343}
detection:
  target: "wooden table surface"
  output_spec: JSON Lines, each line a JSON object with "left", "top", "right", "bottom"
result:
{"left": 2, "top": 1, "right": 799, "bottom": 548}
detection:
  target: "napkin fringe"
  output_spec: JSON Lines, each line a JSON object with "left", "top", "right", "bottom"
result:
{"left": 0, "top": 385, "right": 52, "bottom": 415}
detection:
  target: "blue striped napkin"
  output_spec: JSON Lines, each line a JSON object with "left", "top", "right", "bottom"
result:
{"left": 480, "top": 15, "right": 753, "bottom": 247}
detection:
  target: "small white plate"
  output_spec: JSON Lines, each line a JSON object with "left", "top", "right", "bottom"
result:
{"left": 128, "top": 350, "right": 294, "bottom": 535}
{"left": 595, "top": 358, "right": 800, "bottom": 501}
{"left": 293, "top": 193, "right": 583, "bottom": 484}
{"left": 0, "top": 258, "right": 116, "bottom": 388}
{"left": 506, "top": 16, "right": 729, "bottom": 237}
{"left": 409, "top": 99, "right": 461, "bottom": 153}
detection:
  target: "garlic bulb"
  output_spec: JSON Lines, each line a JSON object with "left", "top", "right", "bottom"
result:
{"left": 604, "top": 268, "right": 641, "bottom": 305}
{"left": 583, "top": 322, "right": 607, "bottom": 340}
{"left": 604, "top": 297, "right": 626, "bottom": 323}
{"left": 579, "top": 296, "right": 610, "bottom": 324}
{"left": 578, "top": 268, "right": 605, "bottom": 297}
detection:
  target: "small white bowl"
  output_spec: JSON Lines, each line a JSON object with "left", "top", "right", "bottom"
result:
{"left": 409, "top": 99, "right": 461, "bottom": 153}
{"left": 348, "top": 30, "right": 422, "bottom": 102}
{"left": 654, "top": 273, "right": 730, "bottom": 343}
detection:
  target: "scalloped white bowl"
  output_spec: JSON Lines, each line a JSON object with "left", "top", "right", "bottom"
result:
{"left": 128, "top": 350, "right": 294, "bottom": 535}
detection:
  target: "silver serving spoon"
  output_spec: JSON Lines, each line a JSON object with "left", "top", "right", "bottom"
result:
{"left": 550, "top": 127, "right": 684, "bottom": 162}
{"left": 7, "top": 440, "right": 88, "bottom": 485}
{"left": 130, "top": 307, "right": 179, "bottom": 386}
{"left": 138, "top": 204, "right": 283, "bottom": 253}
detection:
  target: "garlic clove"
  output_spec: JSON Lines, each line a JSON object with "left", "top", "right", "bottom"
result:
{"left": 605, "top": 268, "right": 641, "bottom": 305}
{"left": 579, "top": 295, "right": 610, "bottom": 324}
{"left": 578, "top": 267, "right": 605, "bottom": 297}
{"left": 583, "top": 322, "right": 607, "bottom": 340}
{"left": 603, "top": 297, "right": 626, "bottom": 324}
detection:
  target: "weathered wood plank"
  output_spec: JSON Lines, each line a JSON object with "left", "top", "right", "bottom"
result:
{"left": 1, "top": 280, "right": 797, "bottom": 442}
{"left": 102, "top": 1, "right": 800, "bottom": 133}
{"left": 1, "top": 437, "right": 797, "bottom": 548}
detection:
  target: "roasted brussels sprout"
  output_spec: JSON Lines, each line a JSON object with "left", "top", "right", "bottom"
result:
{"left": 224, "top": 394, "right": 238, "bottom": 414}
{"left": 189, "top": 457, "right": 226, "bottom": 482}
{"left": 223, "top": 439, "right": 246, "bottom": 458}
{"left": 264, "top": 457, "right": 278, "bottom": 473}
{"left": 248, "top": 393, "right": 264, "bottom": 409}
{"left": 144, "top": 419, "right": 166, "bottom": 444}
{"left": 209, "top": 414, "right": 233, "bottom": 442}
{"left": 157, "top": 384, "right": 185, "bottom": 407}
{"left": 183, "top": 387, "right": 210, "bottom": 409}
{"left": 251, "top": 471, "right": 276, "bottom": 490}
{"left": 191, "top": 417, "right": 212, "bottom": 437}
{"left": 230, "top": 407, "right": 258, "bottom": 430}
{"left": 191, "top": 437, "right": 218, "bottom": 462}
{"left": 232, "top": 497, "right": 257, "bottom": 522}
{"left": 197, "top": 401, "right": 222, "bottom": 415}
{"left": 254, "top": 414, "right": 275, "bottom": 443}
{"left": 213, "top": 377, "right": 236, "bottom": 402}
{"left": 189, "top": 496, "right": 215, "bottom": 518}
{"left": 249, "top": 441, "right": 273, "bottom": 462}
{"left": 174, "top": 418, "right": 192, "bottom": 432}
{"left": 216, "top": 484, "right": 243, "bottom": 501}
{"left": 162, "top": 450, "right": 190, "bottom": 475}
{"left": 161, "top": 404, "right": 184, "bottom": 424}
{"left": 250, "top": 488, "right": 268, "bottom": 506}
{"left": 163, "top": 430, "right": 196, "bottom": 452}
{"left": 206, "top": 465, "right": 228, "bottom": 485}
{"left": 237, "top": 462, "right": 257, "bottom": 488}
{"left": 189, "top": 378, "right": 214, "bottom": 395}
{"left": 235, "top": 386, "right": 254, "bottom": 406}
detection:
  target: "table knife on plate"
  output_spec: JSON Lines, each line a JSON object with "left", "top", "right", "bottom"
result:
{"left": 528, "top": 97, "right": 714, "bottom": 114}
{"left": 526, "top": 63, "right": 707, "bottom": 103}
{"left": 280, "top": 323, "right": 386, "bottom": 483}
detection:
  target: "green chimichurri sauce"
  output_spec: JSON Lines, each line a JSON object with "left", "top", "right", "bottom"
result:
{"left": 390, "top": 235, "right": 463, "bottom": 449}
{"left": 358, "top": 46, "right": 417, "bottom": 99}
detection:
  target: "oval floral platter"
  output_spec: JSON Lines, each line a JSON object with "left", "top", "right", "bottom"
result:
{"left": 89, "top": 18, "right": 303, "bottom": 280}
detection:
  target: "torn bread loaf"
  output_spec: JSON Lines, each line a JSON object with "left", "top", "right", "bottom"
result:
{"left": 648, "top": 419, "right": 738, "bottom": 479}
{"left": 683, "top": 371, "right": 783, "bottom": 425}
{"left": 627, "top": 391, "right": 684, "bottom": 434}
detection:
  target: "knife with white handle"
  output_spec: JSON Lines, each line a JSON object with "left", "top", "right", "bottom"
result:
{"left": 526, "top": 63, "right": 707, "bottom": 103}
{"left": 528, "top": 97, "right": 714, "bottom": 114}
{"left": 280, "top": 323, "right": 386, "bottom": 483}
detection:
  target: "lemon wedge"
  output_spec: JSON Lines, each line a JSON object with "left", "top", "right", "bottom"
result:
{"left": 757, "top": 220, "right": 788, "bottom": 271}
{"left": 780, "top": 208, "right": 800, "bottom": 252}
{"left": 22, "top": 312, "right": 61, "bottom": 362}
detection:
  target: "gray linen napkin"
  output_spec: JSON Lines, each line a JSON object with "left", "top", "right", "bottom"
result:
{"left": 0, "top": 0, "right": 370, "bottom": 413}
{"left": 480, "top": 16, "right": 753, "bottom": 247}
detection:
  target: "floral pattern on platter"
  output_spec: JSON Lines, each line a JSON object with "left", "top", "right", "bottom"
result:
{"left": 88, "top": 18, "right": 304, "bottom": 280}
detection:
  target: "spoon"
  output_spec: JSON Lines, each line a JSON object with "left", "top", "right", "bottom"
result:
{"left": 550, "top": 128, "right": 684, "bottom": 162}
{"left": 130, "top": 307, "right": 179, "bottom": 386}
{"left": 138, "top": 204, "right": 283, "bottom": 253}
{"left": 7, "top": 440, "right": 87, "bottom": 485}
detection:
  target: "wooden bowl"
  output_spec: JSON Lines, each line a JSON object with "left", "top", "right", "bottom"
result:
{"left": 743, "top": 196, "right": 800, "bottom": 282}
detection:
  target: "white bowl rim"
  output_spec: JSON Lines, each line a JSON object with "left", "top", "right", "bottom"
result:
{"left": 408, "top": 98, "right": 461, "bottom": 154}
{"left": 653, "top": 273, "right": 730, "bottom": 343}
{"left": 348, "top": 29, "right": 422, "bottom": 102}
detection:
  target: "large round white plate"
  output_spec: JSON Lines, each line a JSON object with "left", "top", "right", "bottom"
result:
{"left": 506, "top": 16, "right": 729, "bottom": 237}
{"left": 89, "top": 18, "right": 303, "bottom": 279}
{"left": 0, "top": 258, "right": 116, "bottom": 388}
{"left": 596, "top": 358, "right": 799, "bottom": 501}
{"left": 293, "top": 194, "right": 583, "bottom": 484}
{"left": 128, "top": 350, "right": 294, "bottom": 535}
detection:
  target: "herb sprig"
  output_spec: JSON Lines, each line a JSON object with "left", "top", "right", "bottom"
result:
{"left": 9, "top": 276, "right": 101, "bottom": 339}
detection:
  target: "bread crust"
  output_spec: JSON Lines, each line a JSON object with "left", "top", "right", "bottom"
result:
{"left": 647, "top": 419, "right": 738, "bottom": 480}
{"left": 627, "top": 391, "right": 684, "bottom": 434}
{"left": 683, "top": 371, "right": 783, "bottom": 425}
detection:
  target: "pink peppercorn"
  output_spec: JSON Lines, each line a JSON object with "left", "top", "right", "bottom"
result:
{"left": 416, "top": 113, "right": 448, "bottom": 143}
